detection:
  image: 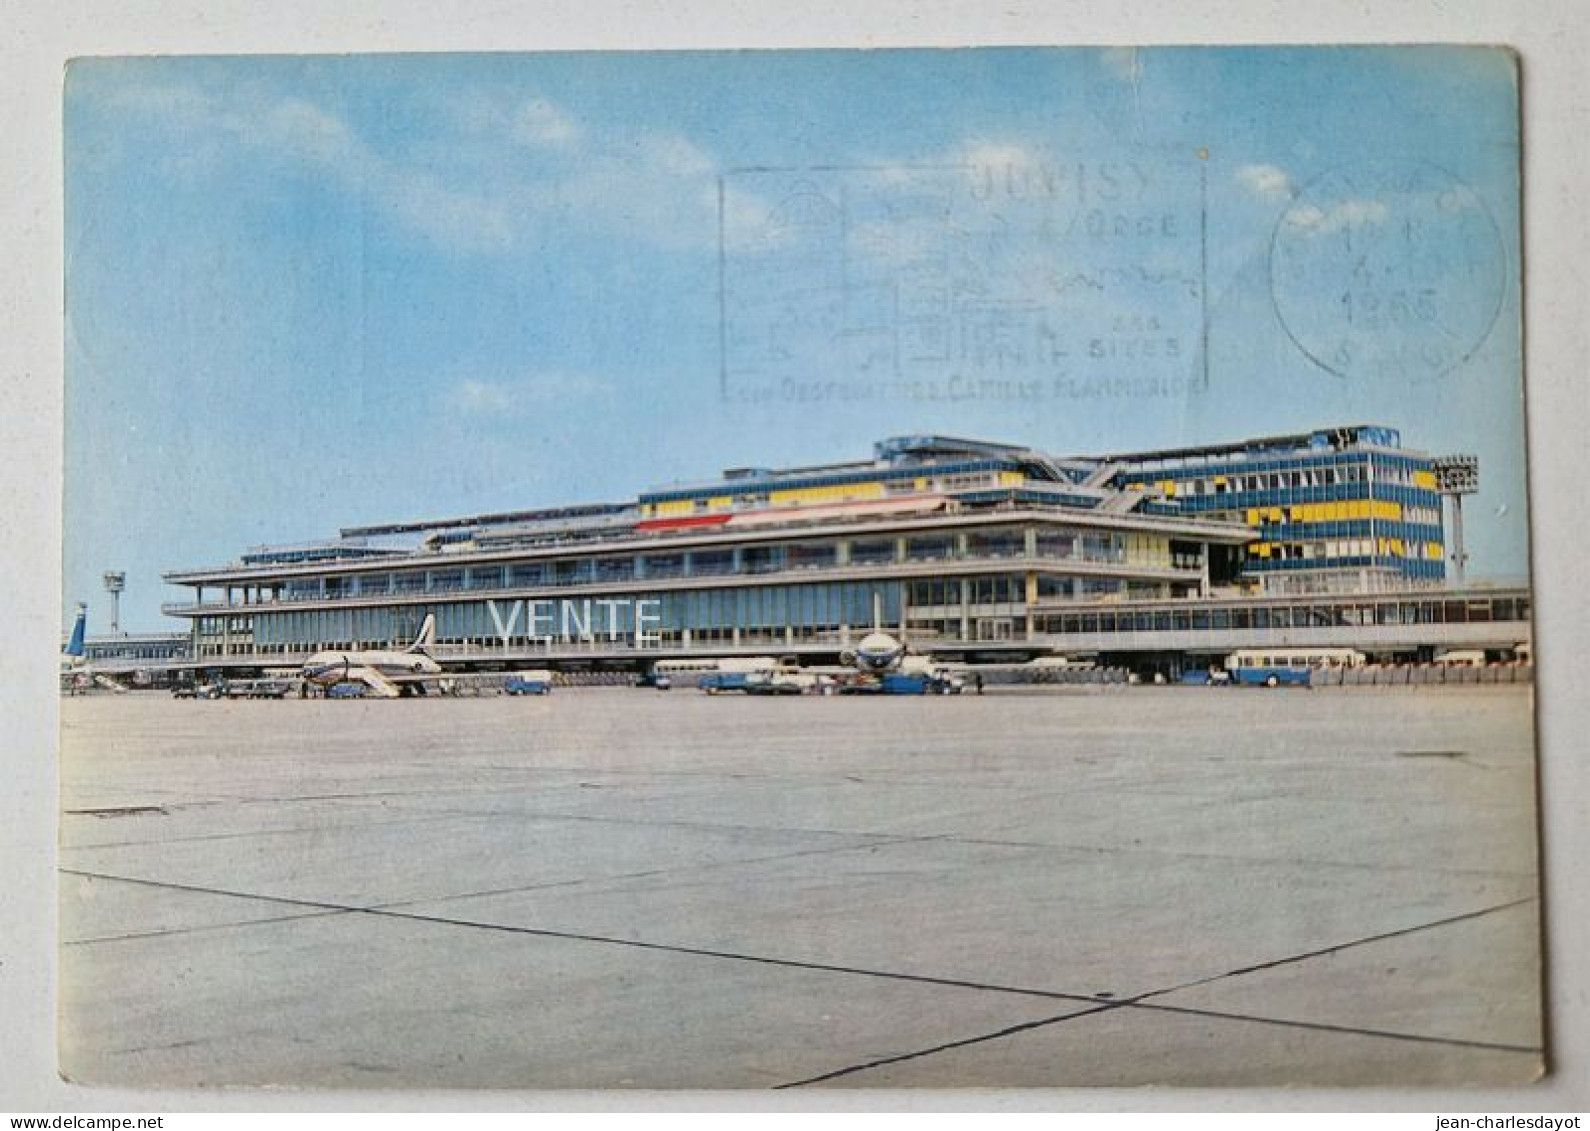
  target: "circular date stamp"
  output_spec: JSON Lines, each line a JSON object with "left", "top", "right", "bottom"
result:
{"left": 1269, "top": 161, "right": 1506, "bottom": 382}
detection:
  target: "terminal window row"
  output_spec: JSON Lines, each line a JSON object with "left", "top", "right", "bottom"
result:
{"left": 235, "top": 530, "right": 1187, "bottom": 605}
{"left": 1036, "top": 595, "right": 1528, "bottom": 635}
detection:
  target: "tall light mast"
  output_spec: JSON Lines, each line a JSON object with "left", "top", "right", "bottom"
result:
{"left": 1432, "top": 456, "right": 1479, "bottom": 586}
{"left": 102, "top": 571, "right": 126, "bottom": 636}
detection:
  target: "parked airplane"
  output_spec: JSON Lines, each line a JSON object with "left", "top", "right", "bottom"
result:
{"left": 60, "top": 603, "right": 129, "bottom": 694}
{"left": 827, "top": 598, "right": 963, "bottom": 691}
{"left": 60, "top": 603, "right": 88, "bottom": 673}
{"left": 300, "top": 614, "right": 443, "bottom": 698}
{"left": 840, "top": 630, "right": 907, "bottom": 673}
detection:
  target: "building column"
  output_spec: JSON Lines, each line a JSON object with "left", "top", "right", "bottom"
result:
{"left": 1025, "top": 572, "right": 1038, "bottom": 640}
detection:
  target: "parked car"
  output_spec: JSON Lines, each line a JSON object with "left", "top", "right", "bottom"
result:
{"left": 505, "top": 670, "right": 554, "bottom": 696}
{"left": 173, "top": 682, "right": 222, "bottom": 700}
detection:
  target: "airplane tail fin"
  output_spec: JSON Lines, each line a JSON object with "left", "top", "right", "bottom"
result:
{"left": 64, "top": 603, "right": 87, "bottom": 658}
{"left": 405, "top": 613, "right": 436, "bottom": 654}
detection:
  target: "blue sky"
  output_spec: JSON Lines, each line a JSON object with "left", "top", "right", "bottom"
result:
{"left": 63, "top": 47, "right": 1526, "bottom": 632}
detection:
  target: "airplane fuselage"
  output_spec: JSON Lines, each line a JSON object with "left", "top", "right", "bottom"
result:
{"left": 851, "top": 631, "right": 906, "bottom": 673}
{"left": 301, "top": 649, "right": 443, "bottom": 685}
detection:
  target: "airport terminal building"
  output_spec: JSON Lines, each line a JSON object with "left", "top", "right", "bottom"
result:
{"left": 160, "top": 425, "right": 1529, "bottom": 672}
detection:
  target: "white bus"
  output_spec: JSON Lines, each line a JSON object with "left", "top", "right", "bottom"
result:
{"left": 1225, "top": 647, "right": 1366, "bottom": 687}
{"left": 653, "top": 656, "right": 785, "bottom": 677}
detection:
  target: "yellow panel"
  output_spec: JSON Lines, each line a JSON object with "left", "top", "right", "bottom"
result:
{"left": 1414, "top": 469, "right": 1437, "bottom": 489}
{"left": 656, "top": 500, "right": 694, "bottom": 517}
{"left": 770, "top": 481, "right": 885, "bottom": 507}
{"left": 999, "top": 471, "right": 1025, "bottom": 487}
{"left": 1214, "top": 475, "right": 1227, "bottom": 486}
{"left": 1246, "top": 509, "right": 1260, "bottom": 526}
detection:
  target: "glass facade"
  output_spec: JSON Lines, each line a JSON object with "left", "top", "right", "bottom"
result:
{"left": 1033, "top": 591, "right": 1528, "bottom": 638}
{"left": 167, "top": 426, "right": 1484, "bottom": 665}
{"left": 1117, "top": 438, "right": 1448, "bottom": 591}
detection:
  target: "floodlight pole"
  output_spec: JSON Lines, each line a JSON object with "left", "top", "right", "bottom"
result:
{"left": 1432, "top": 456, "right": 1479, "bottom": 587}
{"left": 1448, "top": 496, "right": 1467, "bottom": 585}
{"left": 102, "top": 571, "right": 126, "bottom": 637}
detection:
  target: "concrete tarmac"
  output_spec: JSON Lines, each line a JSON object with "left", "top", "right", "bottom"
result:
{"left": 58, "top": 685, "right": 1542, "bottom": 1088}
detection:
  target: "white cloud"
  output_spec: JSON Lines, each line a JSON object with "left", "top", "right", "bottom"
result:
{"left": 1100, "top": 48, "right": 1144, "bottom": 84}
{"left": 958, "top": 141, "right": 1046, "bottom": 173}
{"left": 106, "top": 81, "right": 218, "bottom": 127}
{"left": 513, "top": 98, "right": 581, "bottom": 147}
{"left": 1237, "top": 163, "right": 1295, "bottom": 201}
{"left": 1283, "top": 198, "right": 1390, "bottom": 235}
{"left": 110, "top": 83, "right": 740, "bottom": 253}
{"left": 454, "top": 379, "right": 515, "bottom": 414}
{"left": 431, "top": 88, "right": 750, "bottom": 248}
{"left": 549, "top": 130, "right": 773, "bottom": 251}
{"left": 449, "top": 373, "right": 615, "bottom": 417}
{"left": 638, "top": 134, "right": 714, "bottom": 178}
{"left": 255, "top": 98, "right": 360, "bottom": 166}
{"left": 111, "top": 82, "right": 516, "bottom": 254}
{"left": 718, "top": 182, "right": 781, "bottom": 246}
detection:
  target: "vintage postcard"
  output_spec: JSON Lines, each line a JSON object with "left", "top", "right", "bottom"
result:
{"left": 59, "top": 46, "right": 1539, "bottom": 1088}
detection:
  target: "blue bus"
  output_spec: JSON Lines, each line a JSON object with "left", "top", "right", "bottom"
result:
{"left": 1224, "top": 648, "right": 1365, "bottom": 688}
